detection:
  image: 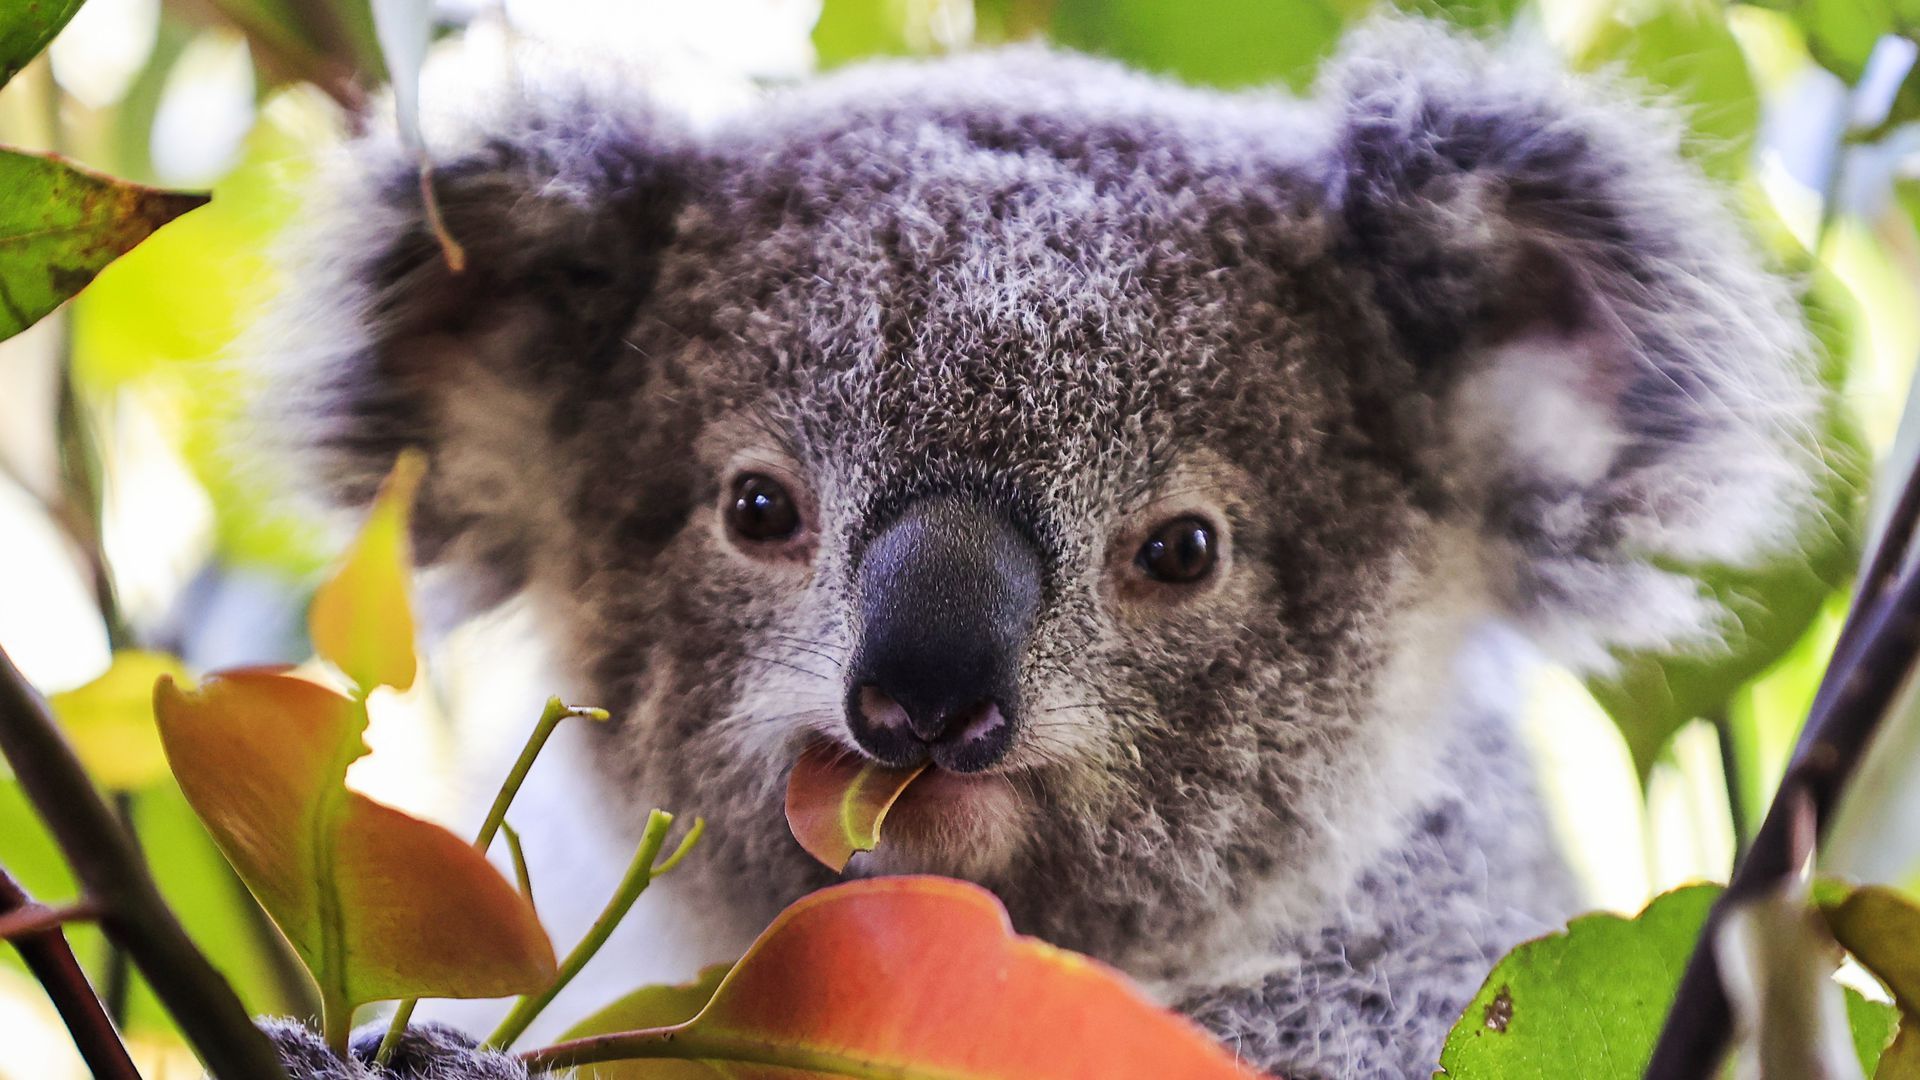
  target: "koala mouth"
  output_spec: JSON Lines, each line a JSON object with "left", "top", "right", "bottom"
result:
{"left": 784, "top": 738, "right": 1025, "bottom": 877}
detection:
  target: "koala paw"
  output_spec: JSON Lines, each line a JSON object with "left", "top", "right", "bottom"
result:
{"left": 256, "top": 1017, "right": 528, "bottom": 1079}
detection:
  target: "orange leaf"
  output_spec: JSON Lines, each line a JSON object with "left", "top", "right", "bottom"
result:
{"left": 153, "top": 669, "right": 554, "bottom": 1018}
{"left": 784, "top": 743, "right": 926, "bottom": 873}
{"left": 309, "top": 450, "right": 425, "bottom": 694}
{"left": 528, "top": 877, "right": 1261, "bottom": 1079}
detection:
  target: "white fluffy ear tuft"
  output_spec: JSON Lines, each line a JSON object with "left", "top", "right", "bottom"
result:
{"left": 250, "top": 39, "right": 693, "bottom": 601}
{"left": 1323, "top": 18, "right": 1826, "bottom": 669}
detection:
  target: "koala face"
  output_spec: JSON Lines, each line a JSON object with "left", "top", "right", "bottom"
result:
{"left": 269, "top": 24, "right": 1818, "bottom": 977}
{"left": 548, "top": 114, "right": 1441, "bottom": 962}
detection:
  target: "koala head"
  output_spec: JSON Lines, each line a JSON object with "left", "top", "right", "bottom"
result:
{"left": 263, "top": 22, "right": 1818, "bottom": 975}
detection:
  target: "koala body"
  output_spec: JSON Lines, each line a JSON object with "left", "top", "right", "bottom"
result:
{"left": 261, "top": 20, "right": 1819, "bottom": 1079}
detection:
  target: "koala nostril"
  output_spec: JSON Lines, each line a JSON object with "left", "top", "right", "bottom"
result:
{"left": 846, "top": 684, "right": 1016, "bottom": 772}
{"left": 951, "top": 701, "right": 1007, "bottom": 747}
{"left": 856, "top": 685, "right": 912, "bottom": 734}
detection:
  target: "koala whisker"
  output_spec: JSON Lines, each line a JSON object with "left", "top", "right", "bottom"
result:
{"left": 1036, "top": 699, "right": 1147, "bottom": 716}
{"left": 759, "top": 635, "right": 848, "bottom": 670}
{"left": 739, "top": 652, "right": 838, "bottom": 683}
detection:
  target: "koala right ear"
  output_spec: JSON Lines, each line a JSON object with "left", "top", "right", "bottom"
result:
{"left": 1318, "top": 20, "right": 1827, "bottom": 669}
{"left": 257, "top": 50, "right": 690, "bottom": 592}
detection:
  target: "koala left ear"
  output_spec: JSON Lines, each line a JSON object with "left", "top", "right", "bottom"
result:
{"left": 1321, "top": 20, "right": 1825, "bottom": 667}
{"left": 255, "top": 45, "right": 691, "bottom": 604}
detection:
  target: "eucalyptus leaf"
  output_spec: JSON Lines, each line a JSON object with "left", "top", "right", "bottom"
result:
{"left": 0, "top": 149, "right": 206, "bottom": 343}
{"left": 1437, "top": 885, "right": 1719, "bottom": 1078}
{"left": 0, "top": 0, "right": 85, "bottom": 88}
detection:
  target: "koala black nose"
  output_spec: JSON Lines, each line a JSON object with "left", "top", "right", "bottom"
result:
{"left": 846, "top": 497, "right": 1042, "bottom": 773}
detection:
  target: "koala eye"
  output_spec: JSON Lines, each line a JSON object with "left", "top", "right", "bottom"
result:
{"left": 1136, "top": 516, "right": 1217, "bottom": 584}
{"left": 726, "top": 473, "right": 801, "bottom": 544}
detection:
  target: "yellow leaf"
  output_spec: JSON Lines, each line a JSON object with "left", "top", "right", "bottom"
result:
{"left": 152, "top": 669, "right": 554, "bottom": 1028}
{"left": 47, "top": 651, "right": 188, "bottom": 789}
{"left": 309, "top": 451, "right": 424, "bottom": 694}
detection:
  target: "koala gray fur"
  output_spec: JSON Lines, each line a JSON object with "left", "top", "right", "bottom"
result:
{"left": 255, "top": 18, "right": 1821, "bottom": 1079}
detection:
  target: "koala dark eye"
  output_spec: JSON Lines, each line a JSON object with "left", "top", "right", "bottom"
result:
{"left": 1137, "top": 517, "right": 1216, "bottom": 584}
{"left": 726, "top": 474, "right": 801, "bottom": 543}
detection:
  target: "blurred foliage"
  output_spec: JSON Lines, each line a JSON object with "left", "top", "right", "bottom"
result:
{"left": 9, "top": 0, "right": 1920, "bottom": 1073}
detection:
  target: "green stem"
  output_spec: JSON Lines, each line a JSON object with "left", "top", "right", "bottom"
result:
{"left": 487, "top": 810, "right": 677, "bottom": 1050}
{"left": 520, "top": 1024, "right": 924, "bottom": 1079}
{"left": 375, "top": 697, "right": 606, "bottom": 1063}
{"left": 502, "top": 822, "right": 536, "bottom": 916}
{"left": 1710, "top": 709, "right": 1752, "bottom": 860}
{"left": 321, "top": 987, "right": 353, "bottom": 1058}
{"left": 474, "top": 699, "right": 608, "bottom": 852}
{"left": 652, "top": 818, "right": 706, "bottom": 877}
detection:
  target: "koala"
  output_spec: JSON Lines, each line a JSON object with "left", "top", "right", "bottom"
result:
{"left": 255, "top": 18, "right": 1821, "bottom": 1080}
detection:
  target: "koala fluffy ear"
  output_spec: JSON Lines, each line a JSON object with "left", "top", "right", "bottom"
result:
{"left": 258, "top": 50, "right": 689, "bottom": 597}
{"left": 1321, "top": 21, "right": 1825, "bottom": 668}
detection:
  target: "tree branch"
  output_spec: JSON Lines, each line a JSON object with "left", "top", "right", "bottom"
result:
{"left": 1645, "top": 457, "right": 1920, "bottom": 1077}
{"left": 0, "top": 645, "right": 289, "bottom": 1080}
{"left": 0, "top": 868, "right": 138, "bottom": 1080}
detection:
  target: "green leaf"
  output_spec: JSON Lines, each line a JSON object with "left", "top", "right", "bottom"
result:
{"left": 68, "top": 98, "right": 328, "bottom": 575}
{"left": 0, "top": 149, "right": 206, "bottom": 344}
{"left": 1048, "top": 0, "right": 1351, "bottom": 90}
{"left": 1568, "top": 0, "right": 1760, "bottom": 181}
{"left": 1845, "top": 987, "right": 1899, "bottom": 1078}
{"left": 1437, "top": 885, "right": 1719, "bottom": 1078}
{"left": 1401, "top": 0, "right": 1527, "bottom": 31}
{"left": 0, "top": 0, "right": 86, "bottom": 88}
{"left": 563, "top": 964, "right": 733, "bottom": 1079}
{"left": 813, "top": 0, "right": 921, "bottom": 68}
{"left": 1820, "top": 884, "right": 1920, "bottom": 1074}
{"left": 1788, "top": 0, "right": 1899, "bottom": 82}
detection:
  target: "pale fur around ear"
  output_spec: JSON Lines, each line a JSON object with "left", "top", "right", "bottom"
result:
{"left": 252, "top": 41, "right": 692, "bottom": 602}
{"left": 1322, "top": 19, "right": 1825, "bottom": 670}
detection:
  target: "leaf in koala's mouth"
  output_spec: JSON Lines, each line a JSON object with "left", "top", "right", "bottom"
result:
{"left": 785, "top": 742, "right": 929, "bottom": 873}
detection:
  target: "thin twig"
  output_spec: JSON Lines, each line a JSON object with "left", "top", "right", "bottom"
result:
{"left": 0, "top": 868, "right": 139, "bottom": 1080}
{"left": 52, "top": 334, "right": 130, "bottom": 654}
{"left": 0, "top": 898, "right": 100, "bottom": 939}
{"left": 1645, "top": 456, "right": 1920, "bottom": 1077}
{"left": 0, "top": 645, "right": 289, "bottom": 1080}
{"left": 486, "top": 811, "right": 679, "bottom": 1050}
{"left": 376, "top": 698, "right": 608, "bottom": 1063}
